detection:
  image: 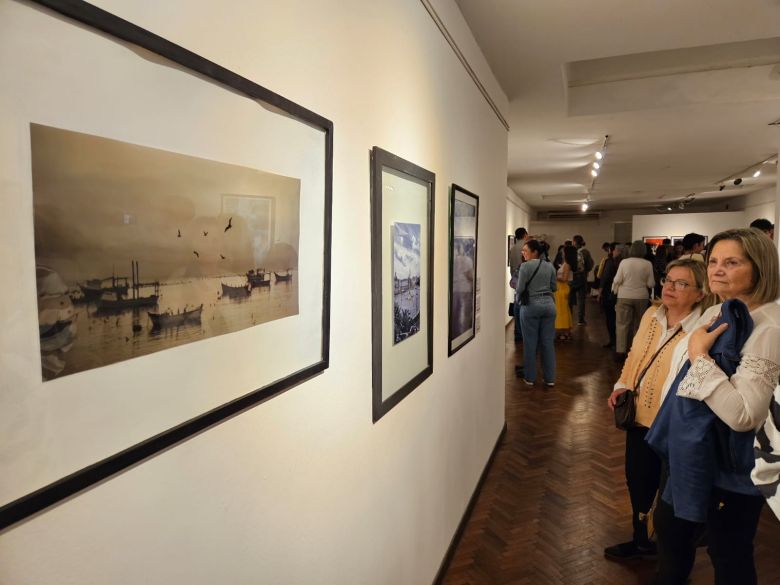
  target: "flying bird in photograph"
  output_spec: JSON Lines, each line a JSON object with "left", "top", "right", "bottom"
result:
{"left": 193, "top": 250, "right": 199, "bottom": 258}
{"left": 203, "top": 231, "right": 208, "bottom": 236}
{"left": 177, "top": 229, "right": 181, "bottom": 238}
{"left": 224, "top": 217, "right": 233, "bottom": 232}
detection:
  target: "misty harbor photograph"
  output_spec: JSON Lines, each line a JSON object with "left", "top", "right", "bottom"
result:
{"left": 392, "top": 222, "right": 421, "bottom": 345}
{"left": 32, "top": 124, "right": 300, "bottom": 380}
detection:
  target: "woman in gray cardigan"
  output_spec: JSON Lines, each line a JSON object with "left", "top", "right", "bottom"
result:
{"left": 516, "top": 239, "right": 558, "bottom": 387}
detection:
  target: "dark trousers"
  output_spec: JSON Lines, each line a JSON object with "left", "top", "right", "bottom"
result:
{"left": 654, "top": 486, "right": 765, "bottom": 585}
{"left": 513, "top": 300, "right": 522, "bottom": 342}
{"left": 625, "top": 426, "right": 661, "bottom": 545}
{"left": 601, "top": 295, "right": 616, "bottom": 346}
{"left": 575, "top": 283, "right": 587, "bottom": 322}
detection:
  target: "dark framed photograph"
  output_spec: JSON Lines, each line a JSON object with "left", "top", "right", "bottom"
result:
{"left": 0, "top": 0, "right": 332, "bottom": 529}
{"left": 507, "top": 235, "right": 516, "bottom": 267}
{"left": 370, "top": 147, "right": 434, "bottom": 422}
{"left": 448, "top": 185, "right": 479, "bottom": 356}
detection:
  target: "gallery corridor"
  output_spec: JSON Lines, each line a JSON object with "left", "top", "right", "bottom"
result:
{"left": 439, "top": 301, "right": 780, "bottom": 585}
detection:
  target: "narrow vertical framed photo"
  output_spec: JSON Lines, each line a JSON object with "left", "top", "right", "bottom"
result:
{"left": 448, "top": 185, "right": 479, "bottom": 356}
{"left": 370, "top": 147, "right": 434, "bottom": 422}
{"left": 507, "top": 235, "right": 515, "bottom": 267}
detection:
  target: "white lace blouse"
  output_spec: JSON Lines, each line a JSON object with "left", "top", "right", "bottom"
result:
{"left": 659, "top": 302, "right": 780, "bottom": 432}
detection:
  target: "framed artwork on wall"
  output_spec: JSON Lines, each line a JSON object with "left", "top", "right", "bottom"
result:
{"left": 370, "top": 147, "right": 435, "bottom": 422}
{"left": 448, "top": 185, "right": 479, "bottom": 356}
{"left": 642, "top": 236, "right": 669, "bottom": 249}
{"left": 0, "top": 0, "right": 332, "bottom": 529}
{"left": 507, "top": 235, "right": 515, "bottom": 267}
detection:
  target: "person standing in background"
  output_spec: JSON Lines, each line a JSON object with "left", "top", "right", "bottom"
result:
{"left": 572, "top": 235, "right": 594, "bottom": 326}
{"left": 750, "top": 218, "right": 774, "bottom": 240}
{"left": 598, "top": 243, "right": 622, "bottom": 349}
{"left": 679, "top": 233, "right": 706, "bottom": 262}
{"left": 509, "top": 227, "right": 530, "bottom": 344}
{"left": 612, "top": 240, "right": 655, "bottom": 359}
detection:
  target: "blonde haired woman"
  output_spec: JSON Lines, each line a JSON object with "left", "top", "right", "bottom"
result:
{"left": 649, "top": 228, "right": 780, "bottom": 585}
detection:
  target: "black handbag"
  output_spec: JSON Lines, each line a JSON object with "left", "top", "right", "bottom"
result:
{"left": 614, "top": 327, "right": 682, "bottom": 431}
{"left": 613, "top": 391, "right": 636, "bottom": 431}
{"left": 508, "top": 302, "right": 515, "bottom": 317}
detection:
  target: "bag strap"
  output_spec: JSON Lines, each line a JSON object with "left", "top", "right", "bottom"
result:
{"left": 521, "top": 260, "right": 543, "bottom": 296}
{"left": 632, "top": 325, "right": 683, "bottom": 391}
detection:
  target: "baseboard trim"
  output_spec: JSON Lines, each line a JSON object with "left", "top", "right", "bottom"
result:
{"left": 432, "top": 421, "right": 508, "bottom": 585}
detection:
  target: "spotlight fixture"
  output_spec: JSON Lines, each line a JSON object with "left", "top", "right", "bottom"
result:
{"left": 667, "top": 206, "right": 673, "bottom": 211}
{"left": 581, "top": 202, "right": 589, "bottom": 212}
{"left": 716, "top": 155, "right": 777, "bottom": 186}
{"left": 595, "top": 151, "right": 603, "bottom": 160}
{"left": 719, "top": 185, "right": 725, "bottom": 191}
{"left": 593, "top": 162, "right": 600, "bottom": 170}
{"left": 591, "top": 169, "right": 598, "bottom": 177}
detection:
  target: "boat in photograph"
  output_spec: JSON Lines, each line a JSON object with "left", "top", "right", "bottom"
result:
{"left": 274, "top": 270, "right": 293, "bottom": 282}
{"left": 221, "top": 282, "right": 251, "bottom": 297}
{"left": 95, "top": 260, "right": 160, "bottom": 311}
{"left": 246, "top": 269, "right": 271, "bottom": 287}
{"left": 78, "top": 275, "right": 129, "bottom": 302}
{"left": 148, "top": 304, "right": 203, "bottom": 329}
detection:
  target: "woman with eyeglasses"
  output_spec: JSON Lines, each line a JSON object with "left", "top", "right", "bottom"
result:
{"left": 648, "top": 228, "right": 780, "bottom": 585}
{"left": 604, "top": 259, "right": 710, "bottom": 562}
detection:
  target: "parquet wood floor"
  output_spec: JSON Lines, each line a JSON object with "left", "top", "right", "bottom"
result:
{"left": 439, "top": 300, "right": 780, "bottom": 585}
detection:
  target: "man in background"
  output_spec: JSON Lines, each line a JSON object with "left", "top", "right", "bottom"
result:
{"left": 750, "top": 218, "right": 774, "bottom": 240}
{"left": 679, "top": 233, "right": 705, "bottom": 262}
{"left": 571, "top": 234, "right": 594, "bottom": 325}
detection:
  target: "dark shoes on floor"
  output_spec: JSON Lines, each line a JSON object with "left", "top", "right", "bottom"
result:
{"left": 604, "top": 540, "right": 657, "bottom": 560}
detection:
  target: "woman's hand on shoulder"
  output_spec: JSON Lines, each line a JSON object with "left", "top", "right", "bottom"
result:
{"left": 608, "top": 388, "right": 630, "bottom": 410}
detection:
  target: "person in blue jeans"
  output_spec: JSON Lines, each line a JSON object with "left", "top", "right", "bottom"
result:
{"left": 516, "top": 239, "right": 557, "bottom": 387}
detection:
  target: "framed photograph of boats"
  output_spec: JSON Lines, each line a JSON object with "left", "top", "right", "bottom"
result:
{"left": 370, "top": 147, "right": 435, "bottom": 423}
{"left": 448, "top": 185, "right": 479, "bottom": 356}
{"left": 0, "top": 0, "right": 332, "bottom": 530}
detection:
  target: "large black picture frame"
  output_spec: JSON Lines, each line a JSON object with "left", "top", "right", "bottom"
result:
{"left": 0, "top": 0, "right": 332, "bottom": 530}
{"left": 448, "top": 184, "right": 479, "bottom": 356}
{"left": 370, "top": 147, "right": 435, "bottom": 422}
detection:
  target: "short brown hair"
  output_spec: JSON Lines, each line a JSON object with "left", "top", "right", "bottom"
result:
{"left": 705, "top": 228, "right": 780, "bottom": 305}
{"left": 664, "top": 258, "right": 715, "bottom": 311}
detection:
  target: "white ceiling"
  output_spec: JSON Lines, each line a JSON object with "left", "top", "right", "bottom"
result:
{"left": 455, "top": 0, "right": 780, "bottom": 212}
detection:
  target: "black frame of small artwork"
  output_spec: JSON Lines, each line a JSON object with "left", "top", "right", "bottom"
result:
{"left": 447, "top": 184, "right": 479, "bottom": 356}
{"left": 370, "top": 147, "right": 435, "bottom": 422}
{"left": 0, "top": 0, "right": 332, "bottom": 530}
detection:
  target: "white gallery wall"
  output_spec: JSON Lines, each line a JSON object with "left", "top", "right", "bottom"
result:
{"left": 505, "top": 188, "right": 530, "bottom": 323}
{"left": 632, "top": 210, "right": 747, "bottom": 242}
{"left": 0, "top": 1, "right": 508, "bottom": 584}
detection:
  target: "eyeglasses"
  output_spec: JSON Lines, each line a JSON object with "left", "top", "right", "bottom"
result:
{"left": 660, "top": 277, "right": 695, "bottom": 291}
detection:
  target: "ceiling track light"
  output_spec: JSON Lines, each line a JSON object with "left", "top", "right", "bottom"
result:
{"left": 716, "top": 154, "right": 777, "bottom": 185}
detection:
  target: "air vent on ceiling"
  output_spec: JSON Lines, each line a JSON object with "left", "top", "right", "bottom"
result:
{"left": 538, "top": 211, "right": 601, "bottom": 221}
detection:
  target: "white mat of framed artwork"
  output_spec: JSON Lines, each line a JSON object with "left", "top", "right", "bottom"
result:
{"left": 380, "top": 168, "right": 430, "bottom": 401}
{"left": 0, "top": 2, "right": 327, "bottom": 507}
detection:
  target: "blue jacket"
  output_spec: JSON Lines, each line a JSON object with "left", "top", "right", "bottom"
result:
{"left": 646, "top": 299, "right": 758, "bottom": 522}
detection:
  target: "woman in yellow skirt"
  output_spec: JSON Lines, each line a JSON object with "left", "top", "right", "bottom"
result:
{"left": 555, "top": 245, "right": 577, "bottom": 340}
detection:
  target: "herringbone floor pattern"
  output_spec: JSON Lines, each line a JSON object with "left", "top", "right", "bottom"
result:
{"left": 440, "top": 300, "right": 780, "bottom": 585}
